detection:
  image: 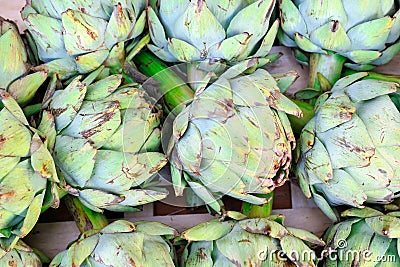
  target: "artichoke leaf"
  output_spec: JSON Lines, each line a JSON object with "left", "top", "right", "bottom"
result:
{"left": 182, "top": 220, "right": 233, "bottom": 242}
{"left": 61, "top": 9, "right": 108, "bottom": 56}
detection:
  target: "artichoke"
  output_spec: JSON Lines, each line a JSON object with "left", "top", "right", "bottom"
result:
{"left": 168, "top": 60, "right": 302, "bottom": 213}
{"left": 147, "top": 0, "right": 279, "bottom": 68}
{"left": 0, "top": 17, "right": 47, "bottom": 106}
{"left": 50, "top": 220, "right": 177, "bottom": 266}
{"left": 278, "top": 0, "right": 400, "bottom": 88}
{"left": 323, "top": 207, "right": 400, "bottom": 266}
{"left": 21, "top": 0, "right": 146, "bottom": 78}
{"left": 0, "top": 239, "right": 44, "bottom": 267}
{"left": 0, "top": 90, "right": 59, "bottom": 248}
{"left": 39, "top": 67, "right": 168, "bottom": 212}
{"left": 296, "top": 72, "right": 400, "bottom": 221}
{"left": 181, "top": 213, "right": 324, "bottom": 266}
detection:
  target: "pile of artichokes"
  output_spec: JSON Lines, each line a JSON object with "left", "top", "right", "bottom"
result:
{"left": 0, "top": 0, "right": 399, "bottom": 266}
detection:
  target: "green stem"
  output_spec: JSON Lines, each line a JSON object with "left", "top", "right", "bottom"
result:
{"left": 23, "top": 103, "right": 42, "bottom": 117}
{"left": 308, "top": 52, "right": 346, "bottom": 90}
{"left": 343, "top": 69, "right": 400, "bottom": 83}
{"left": 64, "top": 195, "right": 108, "bottom": 234}
{"left": 133, "top": 51, "right": 194, "bottom": 114}
{"left": 287, "top": 100, "right": 315, "bottom": 134}
{"left": 242, "top": 192, "right": 274, "bottom": 218}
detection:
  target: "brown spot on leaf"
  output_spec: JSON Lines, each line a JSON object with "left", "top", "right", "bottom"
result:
{"left": 330, "top": 21, "right": 339, "bottom": 32}
{"left": 0, "top": 134, "right": 6, "bottom": 148}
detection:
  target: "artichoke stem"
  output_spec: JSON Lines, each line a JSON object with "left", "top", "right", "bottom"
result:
{"left": 133, "top": 51, "right": 194, "bottom": 114}
{"left": 64, "top": 195, "right": 108, "bottom": 234}
{"left": 308, "top": 52, "right": 346, "bottom": 90}
{"left": 242, "top": 192, "right": 274, "bottom": 218}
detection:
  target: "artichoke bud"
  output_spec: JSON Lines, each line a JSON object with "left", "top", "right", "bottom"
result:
{"left": 296, "top": 73, "right": 400, "bottom": 221}
{"left": 147, "top": 0, "right": 278, "bottom": 69}
{"left": 323, "top": 206, "right": 400, "bottom": 265}
{"left": 40, "top": 68, "right": 168, "bottom": 212}
{"left": 168, "top": 61, "right": 302, "bottom": 213}
{"left": 0, "top": 239, "right": 44, "bottom": 266}
{"left": 182, "top": 214, "right": 324, "bottom": 267}
{"left": 50, "top": 220, "right": 177, "bottom": 267}
{"left": 22, "top": 0, "right": 147, "bottom": 79}
{"left": 0, "top": 89, "right": 59, "bottom": 249}
{"left": 279, "top": 0, "right": 400, "bottom": 70}
{"left": 0, "top": 17, "right": 47, "bottom": 107}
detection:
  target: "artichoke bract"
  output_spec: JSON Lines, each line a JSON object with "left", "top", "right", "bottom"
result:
{"left": 50, "top": 220, "right": 177, "bottom": 267}
{"left": 21, "top": 0, "right": 146, "bottom": 79}
{"left": 148, "top": 0, "right": 278, "bottom": 69}
{"left": 181, "top": 213, "right": 324, "bottom": 267}
{"left": 168, "top": 61, "right": 302, "bottom": 213}
{"left": 40, "top": 67, "right": 168, "bottom": 212}
{"left": 323, "top": 207, "right": 400, "bottom": 266}
{"left": 297, "top": 73, "right": 400, "bottom": 221}
{"left": 0, "top": 90, "right": 59, "bottom": 248}
{"left": 279, "top": 0, "right": 400, "bottom": 88}
{"left": 0, "top": 17, "right": 47, "bottom": 107}
{"left": 0, "top": 239, "right": 44, "bottom": 267}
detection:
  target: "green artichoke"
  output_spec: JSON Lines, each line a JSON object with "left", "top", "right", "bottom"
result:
{"left": 50, "top": 220, "right": 177, "bottom": 266}
{"left": 181, "top": 213, "right": 324, "bottom": 266}
{"left": 0, "top": 239, "right": 44, "bottom": 267}
{"left": 297, "top": 72, "right": 400, "bottom": 221}
{"left": 21, "top": 0, "right": 146, "bottom": 79}
{"left": 168, "top": 60, "right": 302, "bottom": 213}
{"left": 279, "top": 0, "right": 400, "bottom": 70}
{"left": 0, "top": 90, "right": 59, "bottom": 248}
{"left": 323, "top": 207, "right": 400, "bottom": 266}
{"left": 0, "top": 17, "right": 47, "bottom": 107}
{"left": 40, "top": 67, "right": 168, "bottom": 212}
{"left": 147, "top": 0, "right": 278, "bottom": 67}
